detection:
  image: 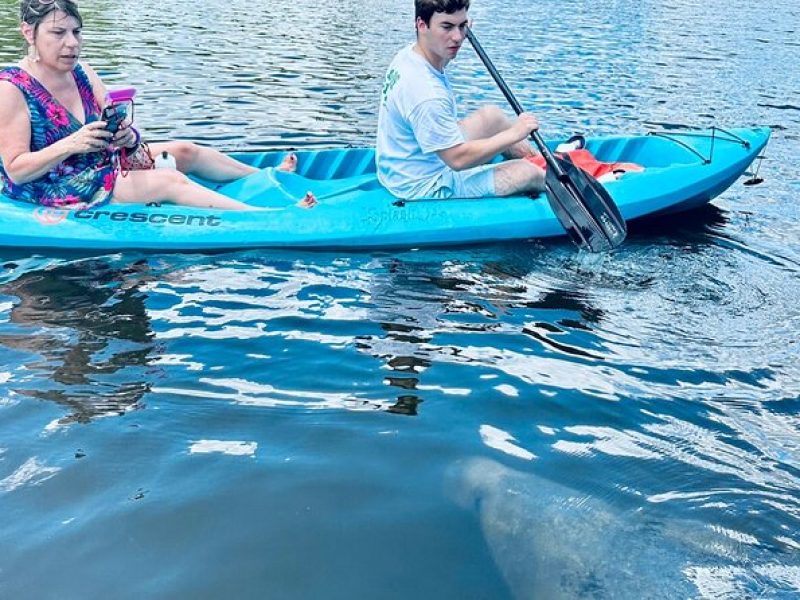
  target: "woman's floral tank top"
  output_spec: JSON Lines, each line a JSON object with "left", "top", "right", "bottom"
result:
{"left": 0, "top": 64, "right": 118, "bottom": 208}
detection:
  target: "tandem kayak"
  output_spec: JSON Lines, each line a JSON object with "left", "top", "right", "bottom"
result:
{"left": 0, "top": 127, "right": 769, "bottom": 251}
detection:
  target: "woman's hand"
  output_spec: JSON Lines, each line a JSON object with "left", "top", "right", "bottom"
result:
{"left": 111, "top": 122, "right": 138, "bottom": 150}
{"left": 63, "top": 121, "right": 113, "bottom": 155}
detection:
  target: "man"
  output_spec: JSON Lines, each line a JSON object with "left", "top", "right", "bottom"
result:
{"left": 376, "top": 0, "right": 545, "bottom": 200}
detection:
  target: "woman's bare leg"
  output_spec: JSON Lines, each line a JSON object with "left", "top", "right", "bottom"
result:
{"left": 148, "top": 142, "right": 297, "bottom": 181}
{"left": 147, "top": 141, "right": 255, "bottom": 182}
{"left": 112, "top": 169, "right": 255, "bottom": 210}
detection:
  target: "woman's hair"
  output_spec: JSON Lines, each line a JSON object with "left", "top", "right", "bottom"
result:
{"left": 21, "top": 0, "right": 83, "bottom": 30}
{"left": 415, "top": 0, "right": 470, "bottom": 26}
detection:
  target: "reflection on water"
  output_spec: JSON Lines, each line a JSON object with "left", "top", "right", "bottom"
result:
{"left": 0, "top": 258, "right": 154, "bottom": 424}
{"left": 0, "top": 240, "right": 799, "bottom": 597}
{"left": 1, "top": 0, "right": 799, "bottom": 597}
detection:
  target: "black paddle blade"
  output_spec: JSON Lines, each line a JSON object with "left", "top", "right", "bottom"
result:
{"left": 542, "top": 155, "right": 627, "bottom": 252}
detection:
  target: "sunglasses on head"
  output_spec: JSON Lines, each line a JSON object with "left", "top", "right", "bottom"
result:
{"left": 24, "top": 0, "right": 67, "bottom": 20}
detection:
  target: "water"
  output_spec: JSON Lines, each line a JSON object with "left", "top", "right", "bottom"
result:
{"left": 1, "top": 0, "right": 799, "bottom": 598}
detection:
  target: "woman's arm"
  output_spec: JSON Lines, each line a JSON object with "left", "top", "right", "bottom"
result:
{"left": 0, "top": 81, "right": 112, "bottom": 185}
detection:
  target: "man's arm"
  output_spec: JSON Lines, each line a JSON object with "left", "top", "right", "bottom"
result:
{"left": 437, "top": 112, "right": 539, "bottom": 171}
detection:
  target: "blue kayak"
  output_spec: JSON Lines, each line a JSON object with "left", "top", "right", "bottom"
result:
{"left": 0, "top": 127, "right": 769, "bottom": 251}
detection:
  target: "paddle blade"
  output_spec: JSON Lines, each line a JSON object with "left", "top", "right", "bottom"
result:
{"left": 543, "top": 155, "right": 627, "bottom": 252}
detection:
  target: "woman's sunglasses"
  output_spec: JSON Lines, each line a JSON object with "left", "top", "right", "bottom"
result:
{"left": 24, "top": 0, "right": 66, "bottom": 21}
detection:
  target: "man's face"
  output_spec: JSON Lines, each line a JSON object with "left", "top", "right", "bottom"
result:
{"left": 416, "top": 9, "right": 469, "bottom": 68}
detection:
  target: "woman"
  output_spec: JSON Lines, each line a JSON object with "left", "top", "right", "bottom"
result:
{"left": 0, "top": 0, "right": 294, "bottom": 211}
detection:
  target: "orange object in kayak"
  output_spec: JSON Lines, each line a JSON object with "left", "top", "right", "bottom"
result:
{"left": 527, "top": 149, "right": 644, "bottom": 179}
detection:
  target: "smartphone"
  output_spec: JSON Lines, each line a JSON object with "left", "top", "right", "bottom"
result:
{"left": 102, "top": 87, "right": 137, "bottom": 133}
{"left": 101, "top": 102, "right": 129, "bottom": 134}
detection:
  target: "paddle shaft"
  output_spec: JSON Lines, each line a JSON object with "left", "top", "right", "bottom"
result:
{"left": 464, "top": 27, "right": 566, "bottom": 180}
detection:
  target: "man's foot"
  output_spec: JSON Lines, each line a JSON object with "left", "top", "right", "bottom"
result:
{"left": 555, "top": 135, "right": 586, "bottom": 153}
{"left": 277, "top": 153, "right": 298, "bottom": 173}
{"left": 596, "top": 171, "right": 619, "bottom": 183}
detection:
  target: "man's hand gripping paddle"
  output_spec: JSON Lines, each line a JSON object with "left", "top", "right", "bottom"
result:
{"left": 465, "top": 27, "right": 627, "bottom": 252}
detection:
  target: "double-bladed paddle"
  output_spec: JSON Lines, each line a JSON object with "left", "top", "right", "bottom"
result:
{"left": 465, "top": 27, "right": 627, "bottom": 252}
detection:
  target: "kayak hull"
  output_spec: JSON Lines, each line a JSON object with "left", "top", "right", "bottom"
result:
{"left": 0, "top": 127, "right": 770, "bottom": 251}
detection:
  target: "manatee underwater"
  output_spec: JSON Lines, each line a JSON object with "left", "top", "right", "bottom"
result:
{"left": 447, "top": 458, "right": 800, "bottom": 599}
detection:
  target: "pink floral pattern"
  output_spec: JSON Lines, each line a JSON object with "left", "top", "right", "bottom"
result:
{"left": 9, "top": 69, "right": 31, "bottom": 87}
{"left": 0, "top": 65, "right": 118, "bottom": 208}
{"left": 45, "top": 103, "right": 70, "bottom": 128}
{"left": 103, "top": 171, "right": 115, "bottom": 191}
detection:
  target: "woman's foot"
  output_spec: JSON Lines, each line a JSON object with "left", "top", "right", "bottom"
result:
{"left": 277, "top": 153, "right": 298, "bottom": 173}
{"left": 297, "top": 191, "right": 317, "bottom": 208}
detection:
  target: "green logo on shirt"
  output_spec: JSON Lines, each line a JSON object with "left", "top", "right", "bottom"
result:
{"left": 382, "top": 68, "right": 400, "bottom": 104}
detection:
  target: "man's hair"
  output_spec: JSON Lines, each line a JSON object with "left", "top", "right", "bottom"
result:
{"left": 415, "top": 0, "right": 470, "bottom": 26}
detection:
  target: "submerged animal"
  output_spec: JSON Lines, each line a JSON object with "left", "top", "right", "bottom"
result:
{"left": 447, "top": 457, "right": 799, "bottom": 599}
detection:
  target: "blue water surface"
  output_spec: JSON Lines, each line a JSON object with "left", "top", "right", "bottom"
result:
{"left": 1, "top": 0, "right": 799, "bottom": 598}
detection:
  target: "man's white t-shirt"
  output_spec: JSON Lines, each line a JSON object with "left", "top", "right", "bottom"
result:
{"left": 376, "top": 44, "right": 465, "bottom": 199}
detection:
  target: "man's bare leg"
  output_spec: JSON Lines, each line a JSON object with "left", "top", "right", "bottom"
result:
{"left": 492, "top": 159, "right": 545, "bottom": 196}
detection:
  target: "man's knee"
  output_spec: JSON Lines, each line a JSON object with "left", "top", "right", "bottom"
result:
{"left": 477, "top": 104, "right": 510, "bottom": 130}
{"left": 461, "top": 105, "right": 513, "bottom": 140}
{"left": 519, "top": 160, "right": 545, "bottom": 193}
